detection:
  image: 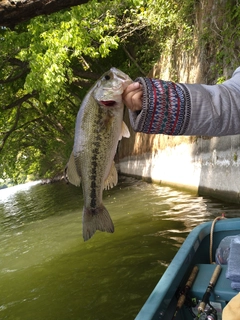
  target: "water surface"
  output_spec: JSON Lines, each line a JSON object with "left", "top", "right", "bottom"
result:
{"left": 0, "top": 176, "right": 239, "bottom": 320}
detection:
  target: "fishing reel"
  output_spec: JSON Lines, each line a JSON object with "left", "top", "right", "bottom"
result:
{"left": 205, "top": 314, "right": 217, "bottom": 320}
{"left": 204, "top": 304, "right": 218, "bottom": 320}
{"left": 192, "top": 301, "right": 218, "bottom": 320}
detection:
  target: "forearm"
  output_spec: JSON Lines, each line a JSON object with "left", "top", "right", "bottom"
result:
{"left": 128, "top": 67, "right": 240, "bottom": 136}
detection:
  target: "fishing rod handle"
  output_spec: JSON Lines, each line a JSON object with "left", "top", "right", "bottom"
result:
{"left": 209, "top": 265, "right": 221, "bottom": 287}
{"left": 176, "top": 266, "right": 199, "bottom": 309}
{"left": 198, "top": 265, "right": 222, "bottom": 313}
{"left": 171, "top": 266, "right": 199, "bottom": 320}
{"left": 186, "top": 265, "right": 199, "bottom": 288}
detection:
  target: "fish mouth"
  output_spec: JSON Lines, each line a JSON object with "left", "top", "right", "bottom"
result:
{"left": 100, "top": 100, "right": 116, "bottom": 107}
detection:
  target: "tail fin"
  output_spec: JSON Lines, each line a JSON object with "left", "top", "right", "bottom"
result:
{"left": 82, "top": 205, "right": 114, "bottom": 241}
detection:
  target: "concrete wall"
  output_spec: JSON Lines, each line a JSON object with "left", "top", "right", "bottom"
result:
{"left": 118, "top": 135, "right": 240, "bottom": 204}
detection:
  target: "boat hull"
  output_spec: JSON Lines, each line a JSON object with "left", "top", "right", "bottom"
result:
{"left": 135, "top": 218, "right": 240, "bottom": 320}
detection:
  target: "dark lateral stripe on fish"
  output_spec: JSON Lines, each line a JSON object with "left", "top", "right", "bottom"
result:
{"left": 90, "top": 158, "right": 97, "bottom": 208}
{"left": 89, "top": 114, "right": 102, "bottom": 209}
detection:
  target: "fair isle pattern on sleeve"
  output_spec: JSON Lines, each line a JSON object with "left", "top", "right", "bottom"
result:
{"left": 133, "top": 77, "right": 187, "bottom": 134}
{"left": 177, "top": 83, "right": 191, "bottom": 134}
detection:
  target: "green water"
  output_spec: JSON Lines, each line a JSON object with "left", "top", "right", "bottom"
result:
{"left": 0, "top": 176, "right": 239, "bottom": 320}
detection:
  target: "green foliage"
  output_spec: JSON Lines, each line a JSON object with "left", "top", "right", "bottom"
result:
{"left": 198, "top": 0, "right": 240, "bottom": 81}
{"left": 0, "top": 0, "right": 151, "bottom": 184}
{"left": 146, "top": 0, "right": 195, "bottom": 51}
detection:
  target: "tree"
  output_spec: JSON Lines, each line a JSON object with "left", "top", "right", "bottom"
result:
{"left": 0, "top": 0, "right": 89, "bottom": 29}
{"left": 0, "top": 0, "right": 151, "bottom": 184}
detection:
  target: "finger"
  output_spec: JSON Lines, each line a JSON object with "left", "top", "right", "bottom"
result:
{"left": 123, "top": 87, "right": 142, "bottom": 103}
{"left": 123, "top": 89, "right": 143, "bottom": 111}
{"left": 123, "top": 82, "right": 141, "bottom": 97}
{"left": 131, "top": 91, "right": 143, "bottom": 111}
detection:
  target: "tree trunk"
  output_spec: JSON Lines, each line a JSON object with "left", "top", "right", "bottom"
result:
{"left": 0, "top": 0, "right": 90, "bottom": 29}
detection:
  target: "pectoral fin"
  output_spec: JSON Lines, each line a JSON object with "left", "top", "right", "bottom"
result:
{"left": 64, "top": 152, "right": 81, "bottom": 187}
{"left": 104, "top": 161, "right": 118, "bottom": 190}
{"left": 119, "top": 121, "right": 130, "bottom": 140}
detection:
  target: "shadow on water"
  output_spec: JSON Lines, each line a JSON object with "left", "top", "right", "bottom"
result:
{"left": 1, "top": 176, "right": 240, "bottom": 320}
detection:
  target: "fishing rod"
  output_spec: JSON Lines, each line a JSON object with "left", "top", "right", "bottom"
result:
{"left": 171, "top": 265, "right": 199, "bottom": 320}
{"left": 195, "top": 265, "right": 222, "bottom": 320}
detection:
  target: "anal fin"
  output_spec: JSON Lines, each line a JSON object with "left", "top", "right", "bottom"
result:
{"left": 104, "top": 161, "right": 118, "bottom": 190}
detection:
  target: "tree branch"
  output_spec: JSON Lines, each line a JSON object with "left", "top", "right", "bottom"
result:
{"left": 28, "top": 100, "right": 71, "bottom": 137}
{"left": 0, "top": 105, "right": 21, "bottom": 152}
{"left": 0, "top": 66, "right": 29, "bottom": 84}
{"left": 15, "top": 116, "right": 43, "bottom": 131}
{"left": 2, "top": 92, "right": 37, "bottom": 110}
{"left": 72, "top": 78, "right": 93, "bottom": 88}
{"left": 72, "top": 69, "right": 101, "bottom": 81}
{"left": 0, "top": 0, "right": 90, "bottom": 29}
{"left": 123, "top": 45, "right": 146, "bottom": 76}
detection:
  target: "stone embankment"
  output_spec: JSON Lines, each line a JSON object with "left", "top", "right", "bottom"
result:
{"left": 118, "top": 132, "right": 240, "bottom": 204}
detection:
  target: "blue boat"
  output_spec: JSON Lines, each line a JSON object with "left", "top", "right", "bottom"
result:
{"left": 135, "top": 217, "right": 240, "bottom": 320}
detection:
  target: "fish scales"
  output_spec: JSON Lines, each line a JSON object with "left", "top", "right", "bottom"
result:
{"left": 79, "top": 101, "right": 117, "bottom": 209}
{"left": 65, "top": 68, "right": 132, "bottom": 241}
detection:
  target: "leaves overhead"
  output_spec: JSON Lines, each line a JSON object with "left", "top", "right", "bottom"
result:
{"left": 0, "top": 0, "right": 153, "bottom": 184}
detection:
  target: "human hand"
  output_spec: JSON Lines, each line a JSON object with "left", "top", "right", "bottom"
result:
{"left": 122, "top": 82, "right": 143, "bottom": 111}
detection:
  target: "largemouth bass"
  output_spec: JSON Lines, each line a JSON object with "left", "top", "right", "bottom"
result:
{"left": 65, "top": 68, "right": 132, "bottom": 241}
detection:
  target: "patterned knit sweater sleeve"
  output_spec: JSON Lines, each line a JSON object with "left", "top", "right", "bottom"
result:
{"left": 128, "top": 67, "right": 240, "bottom": 136}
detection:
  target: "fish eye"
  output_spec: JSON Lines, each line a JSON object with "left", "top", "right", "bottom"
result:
{"left": 104, "top": 74, "right": 111, "bottom": 80}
